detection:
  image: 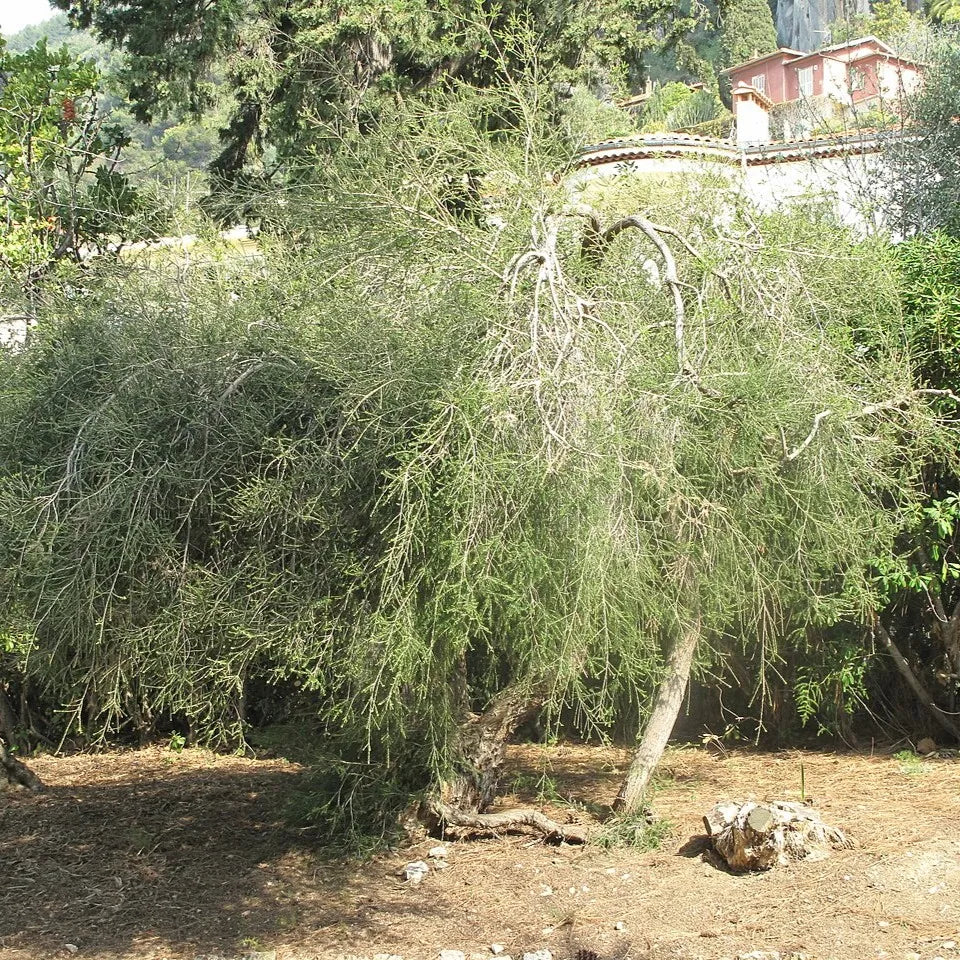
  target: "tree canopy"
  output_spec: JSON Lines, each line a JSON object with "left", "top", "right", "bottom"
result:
{"left": 52, "top": 0, "right": 698, "bottom": 181}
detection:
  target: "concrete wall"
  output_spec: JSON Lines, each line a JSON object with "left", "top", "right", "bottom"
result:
{"left": 574, "top": 148, "right": 896, "bottom": 236}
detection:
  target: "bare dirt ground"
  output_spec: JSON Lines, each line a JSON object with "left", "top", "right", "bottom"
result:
{"left": 1, "top": 742, "right": 958, "bottom": 960}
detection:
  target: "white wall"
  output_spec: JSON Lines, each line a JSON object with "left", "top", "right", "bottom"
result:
{"left": 0, "top": 316, "right": 34, "bottom": 350}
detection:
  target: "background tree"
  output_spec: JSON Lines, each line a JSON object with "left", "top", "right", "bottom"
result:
{"left": 717, "top": 0, "right": 778, "bottom": 69}
{"left": 51, "top": 0, "right": 698, "bottom": 184}
{"left": 889, "top": 37, "right": 960, "bottom": 236}
{"left": 0, "top": 38, "right": 152, "bottom": 296}
{"left": 716, "top": 0, "right": 777, "bottom": 107}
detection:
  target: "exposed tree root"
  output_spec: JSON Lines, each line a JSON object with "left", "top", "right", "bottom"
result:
{"left": 426, "top": 798, "right": 588, "bottom": 844}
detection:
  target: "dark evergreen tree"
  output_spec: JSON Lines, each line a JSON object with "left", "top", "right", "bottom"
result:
{"left": 52, "top": 0, "right": 698, "bottom": 181}
{"left": 718, "top": 0, "right": 778, "bottom": 69}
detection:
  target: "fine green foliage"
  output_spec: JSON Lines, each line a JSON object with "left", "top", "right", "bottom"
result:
{"left": 591, "top": 813, "right": 673, "bottom": 850}
{"left": 894, "top": 749, "right": 926, "bottom": 774}
{"left": 0, "top": 78, "right": 950, "bottom": 807}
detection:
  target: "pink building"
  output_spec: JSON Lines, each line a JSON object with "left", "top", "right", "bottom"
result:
{"left": 722, "top": 36, "right": 924, "bottom": 142}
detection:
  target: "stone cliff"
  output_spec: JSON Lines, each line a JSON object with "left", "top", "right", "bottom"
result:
{"left": 775, "top": 0, "right": 871, "bottom": 51}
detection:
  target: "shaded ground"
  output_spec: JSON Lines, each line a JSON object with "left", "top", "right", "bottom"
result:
{"left": 1, "top": 743, "right": 958, "bottom": 960}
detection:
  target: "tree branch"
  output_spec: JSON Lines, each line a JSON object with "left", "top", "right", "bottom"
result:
{"left": 874, "top": 617, "right": 960, "bottom": 741}
{"left": 426, "top": 798, "right": 587, "bottom": 844}
{"left": 784, "top": 410, "right": 832, "bottom": 461}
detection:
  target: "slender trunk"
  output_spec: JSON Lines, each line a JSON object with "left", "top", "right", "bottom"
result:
{"left": 615, "top": 611, "right": 702, "bottom": 814}
{"left": 875, "top": 618, "right": 960, "bottom": 742}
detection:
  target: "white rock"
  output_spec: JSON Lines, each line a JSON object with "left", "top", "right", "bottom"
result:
{"left": 429, "top": 845, "right": 449, "bottom": 859}
{"left": 878, "top": 921, "right": 890, "bottom": 928}
{"left": 522, "top": 952, "right": 552, "bottom": 960}
{"left": 438, "top": 951, "right": 466, "bottom": 960}
{"left": 490, "top": 947, "right": 505, "bottom": 957}
{"left": 943, "top": 943, "right": 957, "bottom": 951}
{"left": 401, "top": 860, "right": 430, "bottom": 883}
{"left": 614, "top": 921, "right": 626, "bottom": 931}
{"left": 538, "top": 884, "right": 553, "bottom": 897}
{"left": 905, "top": 953, "right": 922, "bottom": 960}
{"left": 63, "top": 947, "right": 79, "bottom": 956}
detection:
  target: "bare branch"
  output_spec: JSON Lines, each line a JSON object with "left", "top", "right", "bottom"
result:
{"left": 784, "top": 410, "right": 832, "bottom": 462}
{"left": 598, "top": 215, "right": 687, "bottom": 372}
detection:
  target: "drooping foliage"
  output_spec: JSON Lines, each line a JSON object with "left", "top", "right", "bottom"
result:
{"left": 0, "top": 78, "right": 948, "bottom": 814}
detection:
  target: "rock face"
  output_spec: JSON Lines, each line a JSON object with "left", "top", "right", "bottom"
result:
{"left": 775, "top": 0, "right": 870, "bottom": 51}
{"left": 704, "top": 799, "right": 851, "bottom": 871}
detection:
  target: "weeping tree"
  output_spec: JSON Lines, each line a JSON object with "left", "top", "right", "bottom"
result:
{"left": 0, "top": 80, "right": 951, "bottom": 819}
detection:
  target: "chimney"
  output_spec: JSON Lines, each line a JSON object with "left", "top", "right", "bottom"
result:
{"left": 732, "top": 82, "right": 771, "bottom": 145}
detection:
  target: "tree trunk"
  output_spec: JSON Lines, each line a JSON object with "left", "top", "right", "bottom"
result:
{"left": 422, "top": 680, "right": 588, "bottom": 843}
{"left": 875, "top": 617, "right": 960, "bottom": 742}
{"left": 615, "top": 610, "right": 702, "bottom": 814}
{"left": 0, "top": 737, "right": 43, "bottom": 792}
{"left": 440, "top": 681, "right": 549, "bottom": 813}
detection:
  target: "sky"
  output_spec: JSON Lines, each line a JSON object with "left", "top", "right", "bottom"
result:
{"left": 0, "top": 0, "right": 56, "bottom": 37}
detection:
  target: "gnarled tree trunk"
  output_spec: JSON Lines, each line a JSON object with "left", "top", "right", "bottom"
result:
{"left": 0, "top": 686, "right": 43, "bottom": 792}
{"left": 424, "top": 680, "right": 587, "bottom": 843}
{"left": 0, "top": 738, "right": 43, "bottom": 792}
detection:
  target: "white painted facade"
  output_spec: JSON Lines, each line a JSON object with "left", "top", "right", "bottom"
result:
{"left": 0, "top": 315, "right": 33, "bottom": 350}
{"left": 574, "top": 132, "right": 907, "bottom": 235}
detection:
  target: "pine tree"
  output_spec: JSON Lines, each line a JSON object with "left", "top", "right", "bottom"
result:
{"left": 718, "top": 0, "right": 779, "bottom": 69}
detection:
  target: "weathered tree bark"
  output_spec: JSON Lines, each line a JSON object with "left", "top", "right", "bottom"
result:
{"left": 0, "top": 686, "right": 43, "bottom": 791}
{"left": 615, "top": 609, "right": 702, "bottom": 814}
{"left": 423, "top": 679, "right": 586, "bottom": 842}
{"left": 441, "top": 680, "right": 549, "bottom": 812}
{"left": 704, "top": 800, "right": 851, "bottom": 871}
{"left": 0, "top": 738, "right": 43, "bottom": 792}
{"left": 874, "top": 618, "right": 960, "bottom": 742}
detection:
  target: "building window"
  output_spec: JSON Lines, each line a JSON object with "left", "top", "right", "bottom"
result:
{"left": 849, "top": 66, "right": 866, "bottom": 92}
{"left": 751, "top": 74, "right": 766, "bottom": 93}
{"left": 798, "top": 66, "right": 814, "bottom": 97}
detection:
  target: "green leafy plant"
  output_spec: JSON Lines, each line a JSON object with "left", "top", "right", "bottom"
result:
{"left": 894, "top": 749, "right": 926, "bottom": 775}
{"left": 591, "top": 814, "right": 674, "bottom": 850}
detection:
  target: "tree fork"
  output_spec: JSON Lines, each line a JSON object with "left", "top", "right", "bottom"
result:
{"left": 417, "top": 679, "right": 591, "bottom": 843}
